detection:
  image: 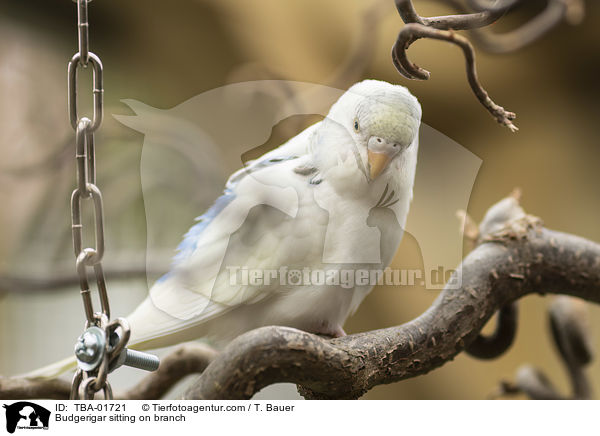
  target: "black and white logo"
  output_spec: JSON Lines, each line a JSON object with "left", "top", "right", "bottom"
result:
{"left": 2, "top": 402, "right": 50, "bottom": 434}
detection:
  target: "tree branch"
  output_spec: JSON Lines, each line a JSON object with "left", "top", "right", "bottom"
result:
{"left": 466, "top": 301, "right": 518, "bottom": 359}
{"left": 121, "top": 343, "right": 218, "bottom": 400}
{"left": 492, "top": 296, "right": 594, "bottom": 399}
{"left": 466, "top": 0, "right": 521, "bottom": 13}
{"left": 391, "top": 0, "right": 586, "bottom": 131}
{"left": 183, "top": 199, "right": 600, "bottom": 399}
{"left": 0, "top": 258, "right": 168, "bottom": 294}
{"left": 0, "top": 378, "right": 71, "bottom": 401}
{"left": 4, "top": 194, "right": 600, "bottom": 400}
{"left": 395, "top": 0, "right": 506, "bottom": 30}
{"left": 392, "top": 23, "right": 518, "bottom": 131}
{"left": 453, "top": 0, "right": 585, "bottom": 54}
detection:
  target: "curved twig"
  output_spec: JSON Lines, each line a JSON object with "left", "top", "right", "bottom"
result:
{"left": 467, "top": 302, "right": 518, "bottom": 359}
{"left": 392, "top": 0, "right": 585, "bottom": 130}
{"left": 494, "top": 296, "right": 594, "bottom": 399}
{"left": 395, "top": 0, "right": 506, "bottom": 29}
{"left": 466, "top": 0, "right": 521, "bottom": 13}
{"left": 549, "top": 297, "right": 593, "bottom": 399}
{"left": 493, "top": 366, "right": 563, "bottom": 399}
{"left": 392, "top": 23, "right": 518, "bottom": 131}
{"left": 455, "top": 0, "right": 585, "bottom": 54}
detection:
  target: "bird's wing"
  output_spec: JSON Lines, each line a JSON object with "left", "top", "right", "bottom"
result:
{"left": 226, "top": 121, "right": 319, "bottom": 189}
{"left": 126, "top": 125, "right": 324, "bottom": 345}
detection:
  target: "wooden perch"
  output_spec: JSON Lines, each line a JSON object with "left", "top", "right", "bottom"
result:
{"left": 181, "top": 193, "right": 599, "bottom": 399}
{"left": 2, "top": 193, "right": 599, "bottom": 400}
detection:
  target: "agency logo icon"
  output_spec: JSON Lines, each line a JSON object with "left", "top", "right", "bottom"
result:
{"left": 2, "top": 402, "right": 50, "bottom": 434}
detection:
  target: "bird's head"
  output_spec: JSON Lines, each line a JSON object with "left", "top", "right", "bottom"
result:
{"left": 325, "top": 80, "right": 421, "bottom": 182}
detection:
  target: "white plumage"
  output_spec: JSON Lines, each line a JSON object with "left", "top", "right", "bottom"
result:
{"left": 26, "top": 79, "right": 421, "bottom": 379}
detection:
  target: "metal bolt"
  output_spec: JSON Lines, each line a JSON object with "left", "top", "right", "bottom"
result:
{"left": 110, "top": 348, "right": 160, "bottom": 373}
{"left": 123, "top": 349, "right": 160, "bottom": 372}
{"left": 107, "top": 331, "right": 160, "bottom": 373}
{"left": 74, "top": 326, "right": 106, "bottom": 371}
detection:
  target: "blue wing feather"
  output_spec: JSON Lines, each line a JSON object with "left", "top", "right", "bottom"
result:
{"left": 161, "top": 121, "right": 320, "bottom": 280}
{"left": 170, "top": 155, "right": 300, "bottom": 268}
{"left": 156, "top": 189, "right": 236, "bottom": 284}
{"left": 172, "top": 187, "right": 237, "bottom": 264}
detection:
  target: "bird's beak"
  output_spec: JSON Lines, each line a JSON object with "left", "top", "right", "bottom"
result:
{"left": 368, "top": 150, "right": 392, "bottom": 180}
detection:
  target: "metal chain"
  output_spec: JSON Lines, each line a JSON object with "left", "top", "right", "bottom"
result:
{"left": 67, "top": 0, "right": 159, "bottom": 400}
{"left": 68, "top": 0, "right": 127, "bottom": 400}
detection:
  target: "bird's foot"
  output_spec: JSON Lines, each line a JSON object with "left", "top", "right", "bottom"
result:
{"left": 313, "top": 322, "right": 346, "bottom": 339}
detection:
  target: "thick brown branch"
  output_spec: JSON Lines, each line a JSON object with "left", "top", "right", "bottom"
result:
{"left": 0, "top": 378, "right": 71, "bottom": 400}
{"left": 121, "top": 343, "right": 218, "bottom": 400}
{"left": 184, "top": 223, "right": 600, "bottom": 399}
{"left": 5, "top": 195, "right": 600, "bottom": 400}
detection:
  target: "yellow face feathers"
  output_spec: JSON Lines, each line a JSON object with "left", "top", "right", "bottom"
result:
{"left": 356, "top": 99, "right": 420, "bottom": 150}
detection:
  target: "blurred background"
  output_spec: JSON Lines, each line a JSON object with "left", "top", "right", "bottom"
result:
{"left": 0, "top": 0, "right": 598, "bottom": 399}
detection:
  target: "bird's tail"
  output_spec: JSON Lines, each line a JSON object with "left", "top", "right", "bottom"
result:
{"left": 20, "top": 294, "right": 210, "bottom": 380}
{"left": 19, "top": 355, "right": 78, "bottom": 380}
{"left": 19, "top": 341, "right": 147, "bottom": 380}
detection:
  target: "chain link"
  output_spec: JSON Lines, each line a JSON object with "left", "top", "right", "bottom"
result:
{"left": 68, "top": 53, "right": 103, "bottom": 132}
{"left": 71, "top": 185, "right": 105, "bottom": 265}
{"left": 68, "top": 0, "right": 128, "bottom": 400}
{"left": 76, "top": 0, "right": 90, "bottom": 65}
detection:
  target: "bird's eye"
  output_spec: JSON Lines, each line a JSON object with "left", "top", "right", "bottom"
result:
{"left": 353, "top": 120, "right": 360, "bottom": 132}
{"left": 393, "top": 143, "right": 398, "bottom": 147}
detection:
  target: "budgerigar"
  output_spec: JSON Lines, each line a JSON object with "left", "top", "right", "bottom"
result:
{"left": 26, "top": 79, "right": 421, "bottom": 379}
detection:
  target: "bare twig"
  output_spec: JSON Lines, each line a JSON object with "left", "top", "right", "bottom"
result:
{"left": 326, "top": 0, "right": 390, "bottom": 88}
{"left": 466, "top": 0, "right": 521, "bottom": 13}
{"left": 391, "top": 0, "right": 585, "bottom": 130}
{"left": 392, "top": 23, "right": 518, "bottom": 131}
{"left": 467, "top": 302, "right": 518, "bottom": 359}
{"left": 0, "top": 258, "right": 171, "bottom": 294}
{"left": 395, "top": 0, "right": 506, "bottom": 30}
{"left": 454, "top": 0, "right": 586, "bottom": 53}
{"left": 492, "top": 366, "right": 563, "bottom": 399}
{"left": 493, "top": 296, "right": 594, "bottom": 399}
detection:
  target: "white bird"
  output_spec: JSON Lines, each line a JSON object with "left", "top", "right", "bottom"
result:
{"left": 25, "top": 79, "right": 421, "bottom": 378}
